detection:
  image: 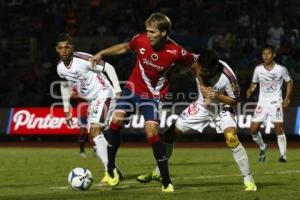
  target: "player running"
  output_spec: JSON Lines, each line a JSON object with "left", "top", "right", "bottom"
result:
{"left": 56, "top": 33, "right": 124, "bottom": 183}
{"left": 90, "top": 12, "right": 195, "bottom": 192}
{"left": 138, "top": 49, "right": 257, "bottom": 191}
{"left": 246, "top": 44, "right": 293, "bottom": 162}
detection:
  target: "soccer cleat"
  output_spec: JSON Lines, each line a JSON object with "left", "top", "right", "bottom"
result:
{"left": 279, "top": 155, "right": 287, "bottom": 163}
{"left": 162, "top": 183, "right": 174, "bottom": 192}
{"left": 244, "top": 181, "right": 257, "bottom": 191}
{"left": 116, "top": 166, "right": 124, "bottom": 180}
{"left": 101, "top": 171, "right": 110, "bottom": 183}
{"left": 137, "top": 171, "right": 161, "bottom": 183}
{"left": 106, "top": 168, "right": 120, "bottom": 187}
{"left": 101, "top": 167, "right": 124, "bottom": 184}
{"left": 80, "top": 152, "right": 87, "bottom": 158}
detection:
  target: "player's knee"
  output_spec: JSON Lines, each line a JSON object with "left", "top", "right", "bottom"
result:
{"left": 112, "top": 111, "right": 125, "bottom": 125}
{"left": 274, "top": 124, "right": 283, "bottom": 135}
{"left": 225, "top": 131, "right": 239, "bottom": 148}
{"left": 89, "top": 129, "right": 98, "bottom": 139}
{"left": 165, "top": 124, "right": 182, "bottom": 143}
{"left": 89, "top": 126, "right": 103, "bottom": 139}
{"left": 250, "top": 125, "right": 259, "bottom": 135}
{"left": 250, "top": 122, "right": 261, "bottom": 135}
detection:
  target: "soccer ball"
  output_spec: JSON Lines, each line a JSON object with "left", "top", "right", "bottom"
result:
{"left": 68, "top": 167, "right": 93, "bottom": 191}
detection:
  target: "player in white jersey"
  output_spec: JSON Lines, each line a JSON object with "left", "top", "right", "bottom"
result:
{"left": 246, "top": 45, "right": 293, "bottom": 162}
{"left": 55, "top": 33, "right": 124, "bottom": 182}
{"left": 138, "top": 49, "right": 257, "bottom": 191}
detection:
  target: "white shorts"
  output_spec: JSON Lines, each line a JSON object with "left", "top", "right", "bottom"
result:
{"left": 88, "top": 96, "right": 116, "bottom": 127}
{"left": 252, "top": 101, "right": 283, "bottom": 123}
{"left": 175, "top": 102, "right": 237, "bottom": 134}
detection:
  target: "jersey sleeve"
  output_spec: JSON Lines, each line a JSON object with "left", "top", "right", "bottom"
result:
{"left": 128, "top": 34, "right": 141, "bottom": 51}
{"left": 57, "top": 65, "right": 65, "bottom": 78}
{"left": 252, "top": 67, "right": 259, "bottom": 83}
{"left": 176, "top": 46, "right": 194, "bottom": 67}
{"left": 282, "top": 67, "right": 291, "bottom": 82}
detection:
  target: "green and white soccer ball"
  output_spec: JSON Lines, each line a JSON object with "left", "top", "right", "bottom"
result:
{"left": 68, "top": 167, "right": 93, "bottom": 191}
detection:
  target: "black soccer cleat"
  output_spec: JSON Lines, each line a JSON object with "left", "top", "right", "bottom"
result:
{"left": 279, "top": 155, "right": 287, "bottom": 163}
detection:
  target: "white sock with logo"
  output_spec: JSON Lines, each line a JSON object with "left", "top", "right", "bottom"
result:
{"left": 93, "top": 134, "right": 108, "bottom": 171}
{"left": 252, "top": 131, "right": 266, "bottom": 150}
{"left": 232, "top": 143, "right": 252, "bottom": 183}
{"left": 277, "top": 134, "right": 287, "bottom": 156}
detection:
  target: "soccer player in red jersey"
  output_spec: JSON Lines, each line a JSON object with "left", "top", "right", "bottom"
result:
{"left": 90, "top": 12, "right": 195, "bottom": 192}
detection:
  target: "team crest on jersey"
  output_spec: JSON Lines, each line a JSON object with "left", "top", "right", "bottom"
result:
{"left": 187, "top": 102, "right": 199, "bottom": 115}
{"left": 151, "top": 53, "right": 158, "bottom": 61}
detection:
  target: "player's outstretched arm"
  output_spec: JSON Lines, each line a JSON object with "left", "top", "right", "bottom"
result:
{"left": 60, "top": 81, "right": 73, "bottom": 126}
{"left": 90, "top": 43, "right": 130, "bottom": 67}
{"left": 103, "top": 62, "right": 122, "bottom": 95}
{"left": 201, "top": 86, "right": 239, "bottom": 106}
{"left": 246, "top": 82, "right": 257, "bottom": 98}
{"left": 283, "top": 80, "right": 293, "bottom": 108}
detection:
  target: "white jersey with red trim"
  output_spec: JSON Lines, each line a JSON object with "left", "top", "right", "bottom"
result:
{"left": 252, "top": 62, "right": 291, "bottom": 102}
{"left": 57, "top": 52, "right": 114, "bottom": 101}
{"left": 127, "top": 33, "right": 194, "bottom": 99}
{"left": 176, "top": 60, "right": 239, "bottom": 133}
{"left": 196, "top": 60, "right": 240, "bottom": 105}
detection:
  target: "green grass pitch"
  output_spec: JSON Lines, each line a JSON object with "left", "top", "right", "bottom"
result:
{"left": 0, "top": 146, "right": 299, "bottom": 200}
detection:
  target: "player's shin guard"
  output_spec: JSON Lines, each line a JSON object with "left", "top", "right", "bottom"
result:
{"left": 149, "top": 135, "right": 171, "bottom": 187}
{"left": 232, "top": 143, "right": 252, "bottom": 182}
{"left": 107, "top": 122, "right": 122, "bottom": 177}
{"left": 277, "top": 133, "right": 287, "bottom": 156}
{"left": 93, "top": 133, "right": 108, "bottom": 170}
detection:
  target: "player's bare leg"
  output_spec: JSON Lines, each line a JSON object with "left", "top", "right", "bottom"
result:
{"left": 274, "top": 122, "right": 287, "bottom": 162}
{"left": 224, "top": 127, "right": 257, "bottom": 191}
{"left": 145, "top": 121, "right": 173, "bottom": 192}
{"left": 250, "top": 122, "right": 267, "bottom": 162}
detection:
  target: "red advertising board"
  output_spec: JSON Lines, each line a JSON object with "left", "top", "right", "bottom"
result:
{"left": 9, "top": 107, "right": 80, "bottom": 135}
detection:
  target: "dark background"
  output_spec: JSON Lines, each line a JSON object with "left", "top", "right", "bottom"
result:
{"left": 0, "top": 0, "right": 300, "bottom": 142}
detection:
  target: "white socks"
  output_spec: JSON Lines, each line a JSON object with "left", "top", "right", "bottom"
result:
{"left": 154, "top": 143, "right": 174, "bottom": 176}
{"left": 277, "top": 134, "right": 287, "bottom": 156}
{"left": 93, "top": 134, "right": 108, "bottom": 171}
{"left": 232, "top": 143, "right": 251, "bottom": 183}
{"left": 252, "top": 132, "right": 266, "bottom": 150}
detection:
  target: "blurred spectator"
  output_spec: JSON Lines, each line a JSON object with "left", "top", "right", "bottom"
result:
{"left": 267, "top": 20, "right": 285, "bottom": 50}
{"left": 1, "top": 0, "right": 300, "bottom": 106}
